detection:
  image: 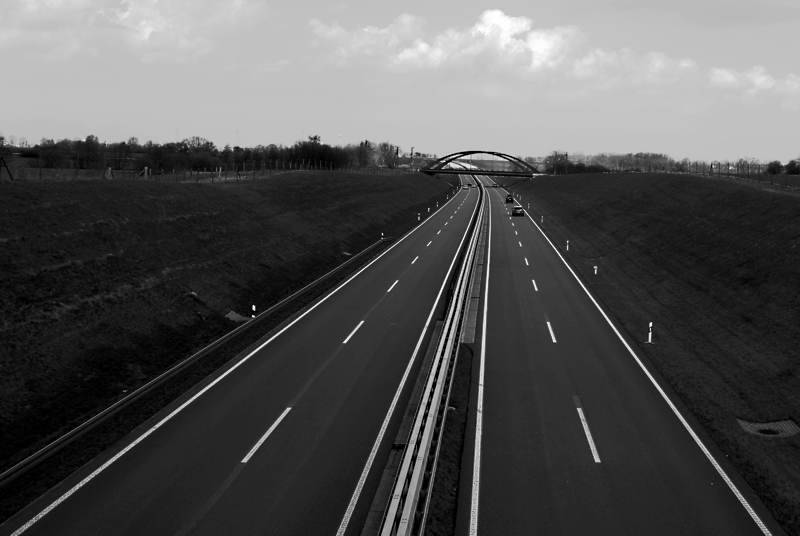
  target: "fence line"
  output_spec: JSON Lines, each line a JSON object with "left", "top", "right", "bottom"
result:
{"left": 4, "top": 165, "right": 418, "bottom": 183}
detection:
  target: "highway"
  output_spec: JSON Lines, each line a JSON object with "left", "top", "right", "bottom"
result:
{"left": 1, "top": 178, "right": 481, "bottom": 535}
{"left": 463, "top": 177, "right": 780, "bottom": 535}
{"left": 3, "top": 171, "right": 784, "bottom": 536}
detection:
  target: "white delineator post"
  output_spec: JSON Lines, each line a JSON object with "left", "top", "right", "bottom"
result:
{"left": 566, "top": 240, "right": 570, "bottom": 251}
{"left": 417, "top": 213, "right": 420, "bottom": 222}
{"left": 647, "top": 322, "right": 653, "bottom": 343}
{"left": 251, "top": 304, "right": 256, "bottom": 319}
{"left": 541, "top": 215, "right": 544, "bottom": 224}
{"left": 593, "top": 265, "right": 598, "bottom": 275}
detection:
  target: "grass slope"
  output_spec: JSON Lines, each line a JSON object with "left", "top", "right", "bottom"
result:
{"left": 499, "top": 172, "right": 799, "bottom": 534}
{"left": 0, "top": 172, "right": 455, "bottom": 471}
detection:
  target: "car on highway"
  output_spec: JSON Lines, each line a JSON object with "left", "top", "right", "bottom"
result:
{"left": 512, "top": 205, "right": 525, "bottom": 216}
{"left": 506, "top": 194, "right": 514, "bottom": 203}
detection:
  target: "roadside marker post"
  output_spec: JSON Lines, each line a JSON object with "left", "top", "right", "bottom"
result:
{"left": 541, "top": 215, "right": 544, "bottom": 224}
{"left": 566, "top": 240, "right": 570, "bottom": 252}
{"left": 594, "top": 265, "right": 598, "bottom": 275}
{"left": 417, "top": 213, "right": 420, "bottom": 222}
{"left": 646, "top": 322, "right": 653, "bottom": 344}
{"left": 251, "top": 305, "right": 256, "bottom": 319}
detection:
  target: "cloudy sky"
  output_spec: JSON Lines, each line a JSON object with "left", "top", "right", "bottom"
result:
{"left": 2, "top": 0, "right": 798, "bottom": 160}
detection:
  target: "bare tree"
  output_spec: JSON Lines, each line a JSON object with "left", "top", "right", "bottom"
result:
{"left": 377, "top": 142, "right": 399, "bottom": 168}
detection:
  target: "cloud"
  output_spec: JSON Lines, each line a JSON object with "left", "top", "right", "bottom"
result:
{"left": 311, "top": 10, "right": 579, "bottom": 74}
{"left": 309, "top": 9, "right": 701, "bottom": 90}
{"left": 0, "top": 0, "right": 266, "bottom": 62}
{"left": 309, "top": 14, "right": 423, "bottom": 63}
{"left": 709, "top": 65, "right": 800, "bottom": 96}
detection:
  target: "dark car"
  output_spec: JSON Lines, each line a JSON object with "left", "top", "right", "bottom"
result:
{"left": 512, "top": 206, "right": 525, "bottom": 217}
{"left": 505, "top": 194, "right": 514, "bottom": 203}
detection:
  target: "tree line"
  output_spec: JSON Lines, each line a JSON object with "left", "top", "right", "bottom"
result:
{"left": 1, "top": 133, "right": 796, "bottom": 177}
{"left": 538, "top": 151, "right": 800, "bottom": 176}
{"left": 0, "top": 135, "right": 410, "bottom": 173}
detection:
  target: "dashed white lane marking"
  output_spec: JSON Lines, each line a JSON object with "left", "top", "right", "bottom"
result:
{"left": 426, "top": 241, "right": 432, "bottom": 247}
{"left": 524, "top": 257, "right": 530, "bottom": 266}
{"left": 445, "top": 222, "right": 449, "bottom": 226}
{"left": 339, "top": 193, "right": 482, "bottom": 536}
{"left": 531, "top": 279, "right": 539, "bottom": 292}
{"left": 9, "top": 173, "right": 470, "bottom": 536}
{"left": 511, "top": 222, "right": 515, "bottom": 227}
{"left": 241, "top": 407, "right": 292, "bottom": 463}
{"left": 342, "top": 320, "right": 365, "bottom": 344}
{"left": 514, "top": 230, "right": 518, "bottom": 236}
{"left": 387, "top": 280, "right": 399, "bottom": 293}
{"left": 546, "top": 321, "right": 557, "bottom": 343}
{"left": 524, "top": 210, "right": 773, "bottom": 536}
{"left": 518, "top": 241, "right": 522, "bottom": 248}
{"left": 437, "top": 229, "right": 442, "bottom": 235}
{"left": 574, "top": 396, "right": 601, "bottom": 463}
{"left": 411, "top": 256, "right": 419, "bottom": 265}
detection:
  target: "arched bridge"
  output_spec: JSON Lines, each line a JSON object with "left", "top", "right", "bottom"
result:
{"left": 420, "top": 150, "right": 538, "bottom": 178}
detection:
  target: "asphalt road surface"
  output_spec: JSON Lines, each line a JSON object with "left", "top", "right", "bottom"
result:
{"left": 2, "top": 179, "right": 480, "bottom": 536}
{"left": 462, "top": 177, "right": 781, "bottom": 535}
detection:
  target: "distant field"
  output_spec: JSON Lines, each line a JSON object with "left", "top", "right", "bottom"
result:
{"left": 0, "top": 171, "right": 455, "bottom": 473}
{"left": 498, "top": 172, "right": 799, "bottom": 534}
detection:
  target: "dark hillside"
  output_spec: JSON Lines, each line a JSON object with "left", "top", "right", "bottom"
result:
{"left": 500, "top": 172, "right": 800, "bottom": 533}
{"left": 0, "top": 172, "right": 454, "bottom": 471}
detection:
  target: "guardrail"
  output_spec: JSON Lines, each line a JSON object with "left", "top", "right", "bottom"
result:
{"left": 0, "top": 237, "right": 390, "bottom": 489}
{"left": 379, "top": 182, "right": 486, "bottom": 535}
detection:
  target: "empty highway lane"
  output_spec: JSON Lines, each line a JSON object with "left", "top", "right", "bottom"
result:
{"left": 2, "top": 180, "right": 479, "bottom": 536}
{"left": 464, "top": 178, "right": 780, "bottom": 535}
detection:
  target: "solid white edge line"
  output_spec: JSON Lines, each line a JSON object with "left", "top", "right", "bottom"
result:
{"left": 336, "top": 188, "right": 481, "bottom": 536}
{"left": 470, "top": 179, "right": 491, "bottom": 536}
{"left": 521, "top": 208, "right": 773, "bottom": 535}
{"left": 342, "top": 320, "right": 365, "bottom": 344}
{"left": 546, "top": 321, "right": 557, "bottom": 343}
{"left": 241, "top": 407, "right": 292, "bottom": 463}
{"left": 387, "top": 280, "right": 399, "bottom": 293}
{"left": 411, "top": 256, "right": 419, "bottom": 265}
{"left": 576, "top": 407, "right": 601, "bottom": 464}
{"left": 10, "top": 184, "right": 464, "bottom": 536}
{"left": 532, "top": 279, "right": 538, "bottom": 292}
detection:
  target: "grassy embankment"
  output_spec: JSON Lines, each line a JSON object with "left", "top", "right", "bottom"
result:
{"left": 498, "top": 172, "right": 799, "bottom": 534}
{"left": 0, "top": 171, "right": 456, "bottom": 474}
